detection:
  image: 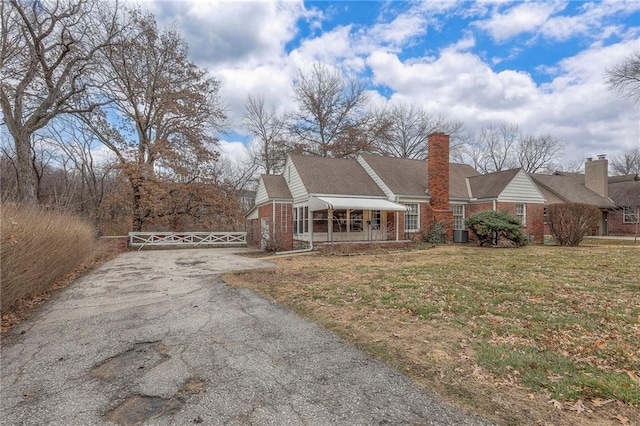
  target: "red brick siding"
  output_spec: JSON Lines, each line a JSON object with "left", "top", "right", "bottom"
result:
{"left": 247, "top": 202, "right": 293, "bottom": 251}
{"left": 317, "top": 241, "right": 412, "bottom": 252}
{"left": 466, "top": 202, "right": 544, "bottom": 244}
{"left": 608, "top": 210, "right": 639, "bottom": 235}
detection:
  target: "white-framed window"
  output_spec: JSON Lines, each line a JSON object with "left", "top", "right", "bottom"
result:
{"left": 404, "top": 203, "right": 419, "bottom": 232}
{"left": 516, "top": 204, "right": 526, "bottom": 226}
{"left": 452, "top": 205, "right": 465, "bottom": 230}
{"left": 623, "top": 206, "right": 639, "bottom": 223}
{"left": 293, "top": 206, "right": 308, "bottom": 234}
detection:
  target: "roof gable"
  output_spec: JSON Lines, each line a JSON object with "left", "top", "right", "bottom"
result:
{"left": 498, "top": 169, "right": 545, "bottom": 203}
{"left": 262, "top": 175, "right": 292, "bottom": 199}
{"left": 289, "top": 154, "right": 386, "bottom": 197}
{"left": 468, "top": 169, "right": 519, "bottom": 199}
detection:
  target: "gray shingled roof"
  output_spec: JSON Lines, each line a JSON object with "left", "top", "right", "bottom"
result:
{"left": 530, "top": 172, "right": 617, "bottom": 209}
{"left": 609, "top": 180, "right": 640, "bottom": 206}
{"left": 359, "top": 154, "right": 480, "bottom": 198}
{"left": 262, "top": 175, "right": 292, "bottom": 199}
{"left": 468, "top": 169, "right": 520, "bottom": 199}
{"left": 289, "top": 155, "right": 386, "bottom": 196}
{"left": 609, "top": 174, "right": 639, "bottom": 184}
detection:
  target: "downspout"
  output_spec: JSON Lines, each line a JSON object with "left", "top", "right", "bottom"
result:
{"left": 276, "top": 205, "right": 314, "bottom": 255}
{"left": 492, "top": 200, "right": 497, "bottom": 211}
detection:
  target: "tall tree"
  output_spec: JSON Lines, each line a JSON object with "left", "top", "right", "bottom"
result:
{"left": 457, "top": 122, "right": 563, "bottom": 173}
{"left": 372, "top": 104, "right": 467, "bottom": 160}
{"left": 289, "top": 62, "right": 369, "bottom": 157}
{"left": 81, "top": 9, "right": 226, "bottom": 231}
{"left": 610, "top": 147, "right": 640, "bottom": 176}
{"left": 0, "top": 0, "right": 119, "bottom": 203}
{"left": 517, "top": 133, "right": 563, "bottom": 173}
{"left": 243, "top": 94, "right": 287, "bottom": 174}
{"left": 606, "top": 50, "right": 640, "bottom": 104}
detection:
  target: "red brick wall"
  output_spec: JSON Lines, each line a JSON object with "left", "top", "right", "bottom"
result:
{"left": 248, "top": 202, "right": 293, "bottom": 251}
{"left": 466, "top": 202, "right": 544, "bottom": 244}
{"left": 608, "top": 210, "right": 639, "bottom": 235}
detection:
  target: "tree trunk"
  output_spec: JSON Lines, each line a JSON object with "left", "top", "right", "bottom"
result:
{"left": 131, "top": 180, "right": 144, "bottom": 232}
{"left": 15, "top": 132, "right": 37, "bottom": 204}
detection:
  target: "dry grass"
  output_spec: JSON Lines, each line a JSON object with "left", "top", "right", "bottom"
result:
{"left": 223, "top": 244, "right": 640, "bottom": 426}
{"left": 1, "top": 204, "right": 96, "bottom": 312}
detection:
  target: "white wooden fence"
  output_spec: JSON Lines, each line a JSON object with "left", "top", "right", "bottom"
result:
{"left": 128, "top": 232, "right": 247, "bottom": 250}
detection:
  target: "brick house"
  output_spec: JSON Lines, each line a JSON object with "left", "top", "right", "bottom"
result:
{"left": 608, "top": 174, "right": 640, "bottom": 235}
{"left": 246, "top": 133, "right": 546, "bottom": 251}
{"left": 530, "top": 156, "right": 640, "bottom": 236}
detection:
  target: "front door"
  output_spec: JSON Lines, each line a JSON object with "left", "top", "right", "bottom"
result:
{"left": 601, "top": 211, "right": 608, "bottom": 236}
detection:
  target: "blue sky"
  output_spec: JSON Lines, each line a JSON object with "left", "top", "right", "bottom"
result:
{"left": 144, "top": 0, "right": 640, "bottom": 168}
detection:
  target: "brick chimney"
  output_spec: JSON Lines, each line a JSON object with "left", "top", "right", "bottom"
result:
{"left": 427, "top": 133, "right": 453, "bottom": 239}
{"left": 585, "top": 155, "right": 608, "bottom": 198}
{"left": 428, "top": 133, "right": 451, "bottom": 211}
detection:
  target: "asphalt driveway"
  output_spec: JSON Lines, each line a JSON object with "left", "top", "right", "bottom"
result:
{"left": 1, "top": 248, "right": 488, "bottom": 425}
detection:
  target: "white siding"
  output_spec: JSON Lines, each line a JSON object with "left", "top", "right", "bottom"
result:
{"left": 254, "top": 177, "right": 269, "bottom": 205}
{"left": 357, "top": 156, "right": 395, "bottom": 199}
{"left": 284, "top": 157, "right": 308, "bottom": 202}
{"left": 498, "top": 169, "right": 546, "bottom": 203}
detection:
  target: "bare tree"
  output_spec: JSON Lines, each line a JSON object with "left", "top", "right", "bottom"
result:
{"left": 371, "top": 104, "right": 468, "bottom": 160}
{"left": 243, "top": 94, "right": 287, "bottom": 174}
{"left": 457, "top": 122, "right": 562, "bottom": 173}
{"left": 289, "top": 62, "right": 369, "bottom": 157}
{"left": 606, "top": 50, "right": 640, "bottom": 104}
{"left": 460, "top": 122, "right": 519, "bottom": 173}
{"left": 0, "top": 0, "right": 119, "bottom": 204}
{"left": 80, "top": 9, "right": 226, "bottom": 231}
{"left": 610, "top": 147, "right": 640, "bottom": 176}
{"left": 517, "top": 133, "right": 564, "bottom": 173}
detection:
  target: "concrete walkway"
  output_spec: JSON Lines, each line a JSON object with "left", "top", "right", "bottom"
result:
{"left": 1, "top": 249, "right": 488, "bottom": 426}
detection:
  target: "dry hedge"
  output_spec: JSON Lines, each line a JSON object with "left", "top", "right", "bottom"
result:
{"left": 1, "top": 204, "right": 96, "bottom": 312}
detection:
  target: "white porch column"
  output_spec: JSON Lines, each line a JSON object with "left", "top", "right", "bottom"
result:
{"left": 328, "top": 208, "right": 333, "bottom": 242}
{"left": 308, "top": 208, "right": 313, "bottom": 246}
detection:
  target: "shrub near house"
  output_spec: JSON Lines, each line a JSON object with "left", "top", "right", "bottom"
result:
{"left": 465, "top": 210, "right": 529, "bottom": 247}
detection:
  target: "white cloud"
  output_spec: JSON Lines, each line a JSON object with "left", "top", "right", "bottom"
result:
{"left": 217, "top": 139, "right": 251, "bottom": 164}
{"left": 146, "top": 0, "right": 305, "bottom": 67}
{"left": 474, "top": 1, "right": 566, "bottom": 42}
{"left": 367, "top": 36, "right": 639, "bottom": 158}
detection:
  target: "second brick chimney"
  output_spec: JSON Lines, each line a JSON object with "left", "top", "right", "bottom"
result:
{"left": 585, "top": 155, "right": 608, "bottom": 199}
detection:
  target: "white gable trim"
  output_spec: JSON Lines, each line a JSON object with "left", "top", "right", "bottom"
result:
{"left": 357, "top": 155, "right": 395, "bottom": 199}
{"left": 284, "top": 156, "right": 309, "bottom": 202}
{"left": 498, "top": 169, "right": 546, "bottom": 203}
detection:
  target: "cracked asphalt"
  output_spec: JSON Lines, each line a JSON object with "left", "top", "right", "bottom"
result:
{"left": 1, "top": 248, "right": 489, "bottom": 425}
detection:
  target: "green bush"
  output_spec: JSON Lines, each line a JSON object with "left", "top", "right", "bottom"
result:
{"left": 465, "top": 210, "right": 529, "bottom": 247}
{"left": 1, "top": 204, "right": 96, "bottom": 312}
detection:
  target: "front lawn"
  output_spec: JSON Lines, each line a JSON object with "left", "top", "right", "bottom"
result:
{"left": 223, "top": 244, "right": 640, "bottom": 426}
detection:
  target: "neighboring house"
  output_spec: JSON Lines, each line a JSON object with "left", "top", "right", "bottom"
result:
{"left": 608, "top": 174, "right": 640, "bottom": 235}
{"left": 246, "top": 133, "right": 546, "bottom": 251}
{"left": 530, "top": 156, "right": 640, "bottom": 236}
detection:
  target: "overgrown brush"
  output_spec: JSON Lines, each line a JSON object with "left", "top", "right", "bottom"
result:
{"left": 1, "top": 204, "right": 96, "bottom": 312}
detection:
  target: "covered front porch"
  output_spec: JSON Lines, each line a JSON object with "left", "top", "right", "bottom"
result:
{"left": 293, "top": 196, "right": 409, "bottom": 244}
